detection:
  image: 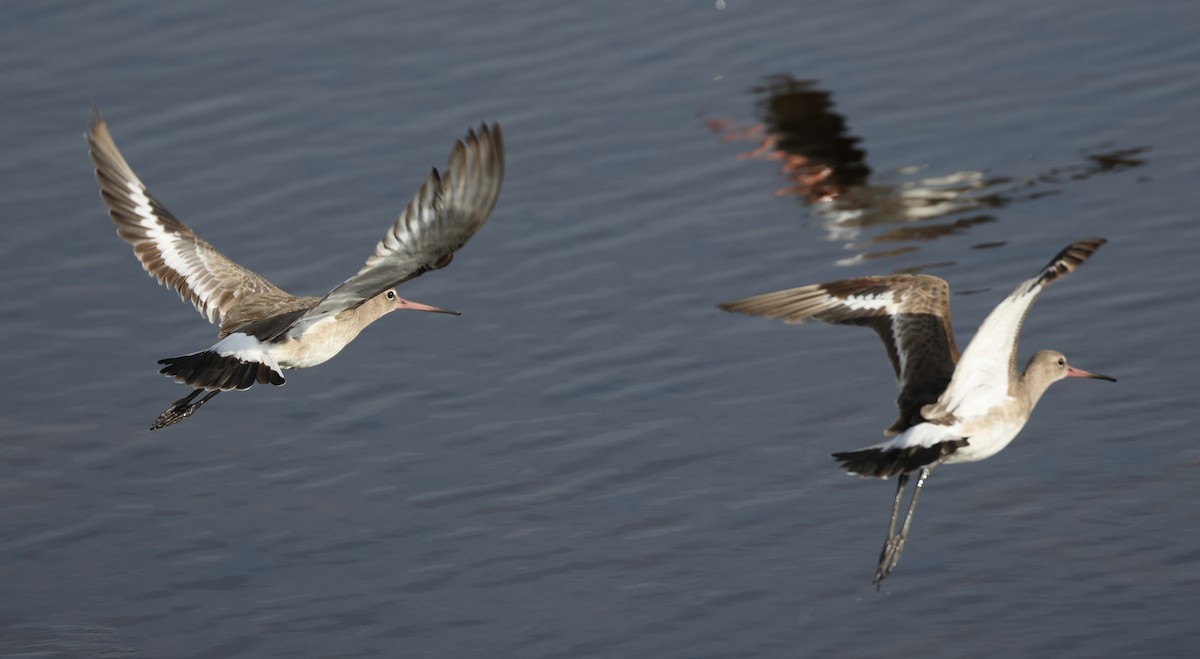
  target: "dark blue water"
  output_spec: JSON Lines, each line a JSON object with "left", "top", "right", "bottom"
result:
{"left": 3, "top": 1, "right": 1200, "bottom": 656}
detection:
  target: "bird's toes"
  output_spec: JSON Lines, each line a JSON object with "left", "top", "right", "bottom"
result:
{"left": 150, "top": 403, "right": 195, "bottom": 430}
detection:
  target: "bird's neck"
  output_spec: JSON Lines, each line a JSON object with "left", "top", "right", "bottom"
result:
{"left": 343, "top": 303, "right": 392, "bottom": 338}
{"left": 300, "top": 303, "right": 389, "bottom": 348}
{"left": 1018, "top": 365, "right": 1054, "bottom": 412}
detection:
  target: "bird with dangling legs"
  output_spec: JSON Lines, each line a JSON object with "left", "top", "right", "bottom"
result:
{"left": 719, "top": 239, "right": 1115, "bottom": 588}
{"left": 87, "top": 111, "right": 504, "bottom": 429}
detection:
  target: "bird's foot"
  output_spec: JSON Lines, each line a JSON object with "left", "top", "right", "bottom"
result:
{"left": 150, "top": 390, "right": 219, "bottom": 430}
{"left": 873, "top": 534, "right": 907, "bottom": 589}
{"left": 151, "top": 403, "right": 197, "bottom": 430}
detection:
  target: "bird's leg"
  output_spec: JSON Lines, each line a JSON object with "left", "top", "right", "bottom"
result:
{"left": 151, "top": 389, "right": 220, "bottom": 430}
{"left": 895, "top": 467, "right": 932, "bottom": 555}
{"left": 875, "top": 472, "right": 909, "bottom": 588}
{"left": 886, "top": 473, "right": 909, "bottom": 541}
{"left": 874, "top": 467, "right": 932, "bottom": 588}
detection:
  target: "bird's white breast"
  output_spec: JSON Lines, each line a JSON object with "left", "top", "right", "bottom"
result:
{"left": 943, "top": 397, "right": 1029, "bottom": 464}
{"left": 271, "top": 315, "right": 362, "bottom": 369}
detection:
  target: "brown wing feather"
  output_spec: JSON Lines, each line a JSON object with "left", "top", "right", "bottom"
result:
{"left": 718, "top": 275, "right": 960, "bottom": 435}
{"left": 87, "top": 111, "right": 299, "bottom": 336}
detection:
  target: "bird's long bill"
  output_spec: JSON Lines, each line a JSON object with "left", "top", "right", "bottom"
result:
{"left": 395, "top": 297, "right": 461, "bottom": 316}
{"left": 1066, "top": 365, "right": 1116, "bottom": 382}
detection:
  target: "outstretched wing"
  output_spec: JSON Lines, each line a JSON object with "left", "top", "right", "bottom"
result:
{"left": 925, "top": 238, "right": 1106, "bottom": 421}
{"left": 719, "top": 275, "right": 960, "bottom": 435}
{"left": 87, "top": 111, "right": 294, "bottom": 330}
{"left": 289, "top": 123, "right": 504, "bottom": 335}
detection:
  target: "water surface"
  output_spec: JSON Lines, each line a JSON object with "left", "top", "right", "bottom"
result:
{"left": 3, "top": 1, "right": 1200, "bottom": 657}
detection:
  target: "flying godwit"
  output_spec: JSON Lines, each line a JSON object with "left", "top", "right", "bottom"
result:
{"left": 87, "top": 112, "right": 504, "bottom": 429}
{"left": 718, "top": 239, "right": 1115, "bottom": 587}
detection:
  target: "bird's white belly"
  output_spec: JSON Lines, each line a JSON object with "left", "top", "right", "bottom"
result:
{"left": 944, "top": 403, "right": 1029, "bottom": 464}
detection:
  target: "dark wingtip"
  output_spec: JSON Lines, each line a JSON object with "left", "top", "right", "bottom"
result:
{"left": 714, "top": 295, "right": 767, "bottom": 316}
{"left": 1036, "top": 238, "right": 1106, "bottom": 286}
{"left": 460, "top": 121, "right": 504, "bottom": 156}
{"left": 86, "top": 107, "right": 106, "bottom": 144}
{"left": 87, "top": 104, "right": 103, "bottom": 129}
{"left": 471, "top": 120, "right": 501, "bottom": 140}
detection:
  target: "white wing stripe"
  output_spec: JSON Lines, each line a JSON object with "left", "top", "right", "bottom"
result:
{"left": 125, "top": 178, "right": 223, "bottom": 324}
{"left": 892, "top": 319, "right": 908, "bottom": 385}
{"left": 839, "top": 292, "right": 897, "bottom": 312}
{"left": 933, "top": 279, "right": 1039, "bottom": 417}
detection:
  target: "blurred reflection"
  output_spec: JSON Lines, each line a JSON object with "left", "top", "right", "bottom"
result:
{"left": 709, "top": 74, "right": 1148, "bottom": 266}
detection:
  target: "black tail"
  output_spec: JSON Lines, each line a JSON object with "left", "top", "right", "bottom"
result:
{"left": 832, "top": 439, "right": 968, "bottom": 478}
{"left": 157, "top": 351, "right": 285, "bottom": 391}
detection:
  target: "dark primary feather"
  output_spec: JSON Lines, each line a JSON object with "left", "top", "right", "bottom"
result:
{"left": 1034, "top": 238, "right": 1107, "bottom": 288}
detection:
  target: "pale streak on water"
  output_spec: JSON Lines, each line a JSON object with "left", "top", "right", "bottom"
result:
{"left": 2, "top": 1, "right": 1200, "bottom": 657}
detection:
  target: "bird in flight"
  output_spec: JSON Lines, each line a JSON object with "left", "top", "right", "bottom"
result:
{"left": 87, "top": 112, "right": 504, "bottom": 429}
{"left": 719, "top": 239, "right": 1115, "bottom": 587}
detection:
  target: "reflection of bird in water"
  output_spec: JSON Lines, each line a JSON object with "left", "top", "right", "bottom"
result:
{"left": 709, "top": 75, "right": 1147, "bottom": 265}
{"left": 719, "top": 238, "right": 1115, "bottom": 587}
{"left": 742, "top": 76, "right": 871, "bottom": 203}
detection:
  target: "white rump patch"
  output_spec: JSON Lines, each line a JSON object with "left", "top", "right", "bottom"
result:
{"left": 890, "top": 422, "right": 964, "bottom": 451}
{"left": 212, "top": 333, "right": 283, "bottom": 377}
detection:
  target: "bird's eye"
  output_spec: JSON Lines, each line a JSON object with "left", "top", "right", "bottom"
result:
{"left": 386, "top": 290, "right": 396, "bottom": 300}
{"left": 1057, "top": 357, "right": 1066, "bottom": 366}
